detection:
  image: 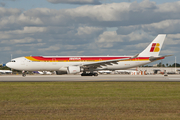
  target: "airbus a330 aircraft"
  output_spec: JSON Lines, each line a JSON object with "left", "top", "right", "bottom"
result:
{"left": 6, "top": 34, "right": 171, "bottom": 77}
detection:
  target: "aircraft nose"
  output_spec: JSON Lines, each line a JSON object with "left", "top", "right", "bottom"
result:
{"left": 6, "top": 62, "right": 11, "bottom": 68}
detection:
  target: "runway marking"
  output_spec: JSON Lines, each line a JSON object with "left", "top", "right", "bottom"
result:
{"left": 1, "top": 75, "right": 180, "bottom": 82}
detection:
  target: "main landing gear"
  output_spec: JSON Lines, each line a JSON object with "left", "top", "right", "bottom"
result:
{"left": 81, "top": 72, "right": 98, "bottom": 76}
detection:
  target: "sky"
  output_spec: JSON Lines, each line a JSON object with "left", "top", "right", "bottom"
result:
{"left": 0, "top": 0, "right": 179, "bottom": 66}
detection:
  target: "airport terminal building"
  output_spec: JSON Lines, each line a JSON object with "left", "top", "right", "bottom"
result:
{"left": 136, "top": 67, "right": 180, "bottom": 75}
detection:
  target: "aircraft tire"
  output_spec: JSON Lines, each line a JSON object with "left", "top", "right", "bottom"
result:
{"left": 94, "top": 73, "right": 98, "bottom": 76}
{"left": 22, "top": 73, "right": 26, "bottom": 77}
{"left": 81, "top": 73, "right": 98, "bottom": 76}
{"left": 81, "top": 73, "right": 86, "bottom": 76}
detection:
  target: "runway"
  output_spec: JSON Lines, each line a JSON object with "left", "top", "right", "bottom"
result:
{"left": 0, "top": 74, "right": 180, "bottom": 82}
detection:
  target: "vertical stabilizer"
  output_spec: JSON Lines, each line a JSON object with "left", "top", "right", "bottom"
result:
{"left": 138, "top": 34, "right": 166, "bottom": 57}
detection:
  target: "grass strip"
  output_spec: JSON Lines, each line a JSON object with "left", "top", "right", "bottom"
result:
{"left": 0, "top": 82, "right": 180, "bottom": 119}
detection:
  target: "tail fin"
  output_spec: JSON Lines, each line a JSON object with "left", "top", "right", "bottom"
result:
{"left": 138, "top": 34, "right": 166, "bottom": 57}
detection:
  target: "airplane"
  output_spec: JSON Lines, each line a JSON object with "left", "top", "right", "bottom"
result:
{"left": 98, "top": 70, "right": 112, "bottom": 74}
{"left": 0, "top": 70, "right": 12, "bottom": 74}
{"left": 114, "top": 69, "right": 136, "bottom": 74}
{"left": 6, "top": 34, "right": 171, "bottom": 77}
{"left": 33, "top": 71, "right": 52, "bottom": 75}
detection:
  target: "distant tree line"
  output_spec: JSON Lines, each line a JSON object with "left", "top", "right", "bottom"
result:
{"left": 0, "top": 65, "right": 21, "bottom": 73}
{"left": 141, "top": 63, "right": 180, "bottom": 67}
{"left": 0, "top": 65, "right": 10, "bottom": 70}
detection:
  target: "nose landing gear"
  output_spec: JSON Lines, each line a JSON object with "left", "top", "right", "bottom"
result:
{"left": 22, "top": 71, "right": 27, "bottom": 77}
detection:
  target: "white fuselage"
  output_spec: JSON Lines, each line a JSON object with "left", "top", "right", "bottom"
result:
{"left": 6, "top": 56, "right": 151, "bottom": 72}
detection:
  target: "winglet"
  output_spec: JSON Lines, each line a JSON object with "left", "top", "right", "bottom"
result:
{"left": 131, "top": 53, "right": 139, "bottom": 59}
{"left": 138, "top": 34, "right": 166, "bottom": 57}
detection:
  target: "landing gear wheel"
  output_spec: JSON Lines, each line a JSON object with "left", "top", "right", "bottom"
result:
{"left": 81, "top": 72, "right": 87, "bottom": 76}
{"left": 22, "top": 71, "right": 27, "bottom": 77}
{"left": 22, "top": 73, "right": 26, "bottom": 77}
{"left": 94, "top": 73, "right": 98, "bottom": 76}
{"left": 81, "top": 73, "right": 98, "bottom": 76}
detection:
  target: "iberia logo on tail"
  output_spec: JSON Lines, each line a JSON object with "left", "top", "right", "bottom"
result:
{"left": 150, "top": 43, "right": 160, "bottom": 52}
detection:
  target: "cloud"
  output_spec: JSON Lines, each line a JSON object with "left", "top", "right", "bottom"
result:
{"left": 95, "top": 31, "right": 152, "bottom": 54}
{"left": 0, "top": 47, "right": 11, "bottom": 52}
{"left": 47, "top": 0, "right": 101, "bottom": 5}
{"left": 1, "top": 1, "right": 180, "bottom": 63}
{"left": 38, "top": 45, "right": 60, "bottom": 51}
{"left": 141, "top": 20, "right": 180, "bottom": 34}
{"left": 97, "top": 31, "right": 123, "bottom": 42}
{"left": 0, "top": 7, "right": 21, "bottom": 17}
{"left": 0, "top": 2, "right": 5, "bottom": 7}
{"left": 4, "top": 0, "right": 19, "bottom": 1}
{"left": 14, "top": 50, "right": 31, "bottom": 55}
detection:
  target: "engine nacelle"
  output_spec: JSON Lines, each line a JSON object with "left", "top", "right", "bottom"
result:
{"left": 67, "top": 66, "right": 81, "bottom": 74}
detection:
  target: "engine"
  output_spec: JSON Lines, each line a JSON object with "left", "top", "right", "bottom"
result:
{"left": 67, "top": 66, "right": 81, "bottom": 74}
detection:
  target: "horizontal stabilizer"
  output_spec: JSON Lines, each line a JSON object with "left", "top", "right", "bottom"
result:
{"left": 149, "top": 55, "right": 173, "bottom": 61}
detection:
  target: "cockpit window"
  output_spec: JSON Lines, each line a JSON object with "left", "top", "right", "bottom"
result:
{"left": 11, "top": 60, "right": 16, "bottom": 62}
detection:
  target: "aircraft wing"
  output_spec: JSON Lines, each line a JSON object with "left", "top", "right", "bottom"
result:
{"left": 81, "top": 54, "right": 139, "bottom": 68}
